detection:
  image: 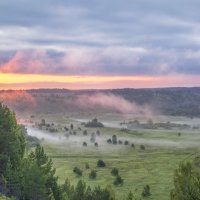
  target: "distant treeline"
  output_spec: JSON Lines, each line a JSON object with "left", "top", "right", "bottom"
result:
{"left": 27, "top": 87, "right": 200, "bottom": 117}
{"left": 1, "top": 87, "right": 200, "bottom": 117}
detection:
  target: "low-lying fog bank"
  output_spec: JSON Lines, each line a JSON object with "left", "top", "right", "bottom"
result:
{"left": 26, "top": 126, "right": 200, "bottom": 150}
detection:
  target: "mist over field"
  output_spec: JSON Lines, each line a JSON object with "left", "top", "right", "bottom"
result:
{"left": 1, "top": 88, "right": 200, "bottom": 200}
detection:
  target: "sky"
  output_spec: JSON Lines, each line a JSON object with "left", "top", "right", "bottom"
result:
{"left": 0, "top": 0, "right": 200, "bottom": 89}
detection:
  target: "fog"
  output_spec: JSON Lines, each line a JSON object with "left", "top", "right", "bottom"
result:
{"left": 75, "top": 93, "right": 153, "bottom": 115}
{"left": 26, "top": 125, "right": 200, "bottom": 150}
{"left": 27, "top": 126, "right": 63, "bottom": 142}
{"left": 0, "top": 90, "right": 158, "bottom": 123}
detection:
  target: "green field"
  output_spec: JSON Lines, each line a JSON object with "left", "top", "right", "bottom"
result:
{"left": 27, "top": 114, "right": 200, "bottom": 200}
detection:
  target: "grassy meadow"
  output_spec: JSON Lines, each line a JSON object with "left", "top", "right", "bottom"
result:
{"left": 27, "top": 114, "right": 200, "bottom": 200}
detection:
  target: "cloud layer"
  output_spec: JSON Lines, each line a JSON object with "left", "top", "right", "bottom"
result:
{"left": 0, "top": 0, "right": 200, "bottom": 77}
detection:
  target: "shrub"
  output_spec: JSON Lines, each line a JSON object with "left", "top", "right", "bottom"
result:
{"left": 83, "top": 142, "right": 87, "bottom": 147}
{"left": 89, "top": 170, "right": 97, "bottom": 179}
{"left": 124, "top": 140, "right": 129, "bottom": 145}
{"left": 140, "top": 144, "right": 145, "bottom": 150}
{"left": 142, "top": 185, "right": 151, "bottom": 197}
{"left": 118, "top": 140, "right": 122, "bottom": 144}
{"left": 64, "top": 126, "right": 69, "bottom": 131}
{"left": 97, "top": 160, "right": 106, "bottom": 167}
{"left": 126, "top": 192, "right": 134, "bottom": 200}
{"left": 85, "top": 163, "right": 90, "bottom": 169}
{"left": 113, "top": 176, "right": 123, "bottom": 186}
{"left": 73, "top": 167, "right": 82, "bottom": 176}
{"left": 90, "top": 132, "right": 96, "bottom": 143}
{"left": 111, "top": 168, "right": 119, "bottom": 176}
{"left": 73, "top": 131, "right": 77, "bottom": 135}
{"left": 94, "top": 142, "right": 98, "bottom": 147}
{"left": 41, "top": 119, "right": 45, "bottom": 125}
{"left": 107, "top": 139, "right": 112, "bottom": 144}
{"left": 112, "top": 135, "right": 117, "bottom": 144}
{"left": 83, "top": 130, "right": 88, "bottom": 136}
{"left": 85, "top": 118, "right": 104, "bottom": 128}
{"left": 131, "top": 144, "right": 135, "bottom": 148}
{"left": 96, "top": 130, "right": 101, "bottom": 136}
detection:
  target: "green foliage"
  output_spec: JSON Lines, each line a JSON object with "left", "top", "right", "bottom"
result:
{"left": 73, "top": 167, "right": 83, "bottom": 176}
{"left": 41, "top": 119, "right": 46, "bottom": 125}
{"left": 96, "top": 130, "right": 100, "bottom": 136}
{"left": 142, "top": 185, "right": 151, "bottom": 197}
{"left": 118, "top": 140, "right": 122, "bottom": 144}
{"left": 0, "top": 103, "right": 25, "bottom": 173}
{"left": 113, "top": 176, "right": 123, "bottom": 186}
{"left": 29, "top": 144, "right": 61, "bottom": 200}
{"left": 112, "top": 135, "right": 117, "bottom": 144}
{"left": 107, "top": 139, "right": 112, "bottom": 144}
{"left": 111, "top": 168, "right": 119, "bottom": 176}
{"left": 90, "top": 132, "right": 96, "bottom": 143}
{"left": 20, "top": 158, "right": 48, "bottom": 200}
{"left": 94, "top": 142, "right": 98, "bottom": 147}
{"left": 124, "top": 140, "right": 129, "bottom": 145}
{"left": 140, "top": 145, "right": 145, "bottom": 150}
{"left": 85, "top": 163, "right": 90, "bottom": 169}
{"left": 61, "top": 180, "right": 115, "bottom": 200}
{"left": 97, "top": 160, "right": 106, "bottom": 167}
{"left": 85, "top": 118, "right": 104, "bottom": 128}
{"left": 83, "top": 130, "right": 88, "bottom": 136}
{"left": 0, "top": 194, "right": 14, "bottom": 200}
{"left": 89, "top": 170, "right": 97, "bottom": 179}
{"left": 131, "top": 144, "right": 135, "bottom": 148}
{"left": 83, "top": 142, "right": 87, "bottom": 147}
{"left": 170, "top": 161, "right": 200, "bottom": 200}
{"left": 126, "top": 191, "right": 134, "bottom": 200}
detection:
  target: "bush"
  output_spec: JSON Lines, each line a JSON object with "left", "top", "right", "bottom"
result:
{"left": 107, "top": 139, "right": 112, "bottom": 144}
{"left": 96, "top": 130, "right": 101, "bottom": 136}
{"left": 89, "top": 170, "right": 97, "bottom": 179}
{"left": 111, "top": 168, "right": 119, "bottom": 176}
{"left": 124, "top": 140, "right": 129, "bottom": 145}
{"left": 94, "top": 142, "right": 98, "bottom": 147}
{"left": 73, "top": 131, "right": 77, "bottom": 135}
{"left": 113, "top": 176, "right": 123, "bottom": 186}
{"left": 131, "top": 144, "right": 135, "bottom": 148}
{"left": 118, "top": 140, "right": 122, "bottom": 144}
{"left": 85, "top": 163, "right": 90, "bottom": 169}
{"left": 90, "top": 132, "right": 96, "bottom": 143}
{"left": 142, "top": 185, "right": 151, "bottom": 197}
{"left": 41, "top": 119, "right": 45, "bottom": 125}
{"left": 64, "top": 126, "right": 69, "bottom": 131}
{"left": 85, "top": 118, "right": 104, "bottom": 128}
{"left": 83, "top": 130, "right": 88, "bottom": 136}
{"left": 73, "top": 167, "right": 82, "bottom": 176}
{"left": 140, "top": 144, "right": 145, "bottom": 150}
{"left": 97, "top": 160, "right": 106, "bottom": 167}
{"left": 112, "top": 135, "right": 117, "bottom": 144}
{"left": 83, "top": 142, "right": 87, "bottom": 147}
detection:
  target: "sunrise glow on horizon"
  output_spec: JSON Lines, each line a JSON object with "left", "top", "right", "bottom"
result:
{"left": 0, "top": 73, "right": 200, "bottom": 90}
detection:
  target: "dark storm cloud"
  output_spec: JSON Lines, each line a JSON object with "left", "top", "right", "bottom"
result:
{"left": 0, "top": 0, "right": 200, "bottom": 75}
